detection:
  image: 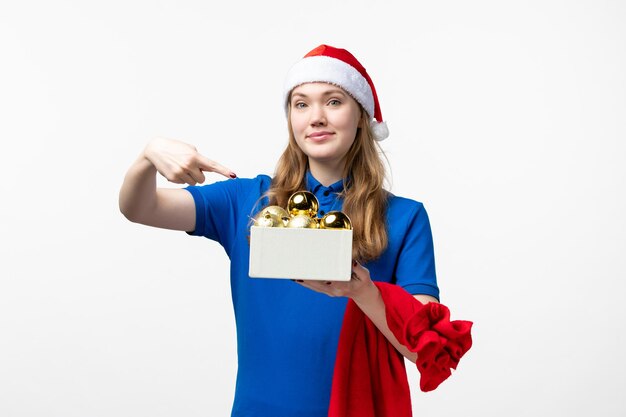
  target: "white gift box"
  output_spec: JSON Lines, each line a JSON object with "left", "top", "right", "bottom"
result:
{"left": 248, "top": 226, "right": 353, "bottom": 281}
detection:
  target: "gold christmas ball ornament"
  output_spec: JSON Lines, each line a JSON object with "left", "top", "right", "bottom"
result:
{"left": 286, "top": 214, "right": 319, "bottom": 229}
{"left": 319, "top": 211, "right": 352, "bottom": 230}
{"left": 254, "top": 211, "right": 285, "bottom": 228}
{"left": 287, "top": 191, "right": 319, "bottom": 218}
{"left": 263, "top": 205, "right": 290, "bottom": 220}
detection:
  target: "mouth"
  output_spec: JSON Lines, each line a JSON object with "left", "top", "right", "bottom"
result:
{"left": 307, "top": 131, "right": 334, "bottom": 141}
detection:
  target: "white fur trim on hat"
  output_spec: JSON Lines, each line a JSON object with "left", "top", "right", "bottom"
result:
{"left": 283, "top": 55, "right": 375, "bottom": 118}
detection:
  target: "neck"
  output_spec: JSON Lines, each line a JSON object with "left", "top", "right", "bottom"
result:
{"left": 308, "top": 159, "right": 345, "bottom": 187}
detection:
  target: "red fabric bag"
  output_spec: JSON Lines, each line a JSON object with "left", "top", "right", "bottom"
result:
{"left": 328, "top": 282, "right": 473, "bottom": 417}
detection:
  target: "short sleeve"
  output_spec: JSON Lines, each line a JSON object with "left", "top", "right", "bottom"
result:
{"left": 394, "top": 203, "right": 440, "bottom": 301}
{"left": 184, "top": 178, "right": 242, "bottom": 252}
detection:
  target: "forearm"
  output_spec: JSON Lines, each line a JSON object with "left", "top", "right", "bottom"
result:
{"left": 119, "top": 154, "right": 158, "bottom": 222}
{"left": 353, "top": 283, "right": 419, "bottom": 363}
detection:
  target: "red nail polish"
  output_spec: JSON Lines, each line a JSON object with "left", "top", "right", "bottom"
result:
{"left": 230, "top": 173, "right": 237, "bottom": 178}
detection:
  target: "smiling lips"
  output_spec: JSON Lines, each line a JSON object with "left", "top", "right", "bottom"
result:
{"left": 308, "top": 131, "right": 334, "bottom": 141}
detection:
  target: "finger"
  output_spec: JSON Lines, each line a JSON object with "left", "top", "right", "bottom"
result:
{"left": 182, "top": 172, "right": 199, "bottom": 186}
{"left": 351, "top": 260, "right": 369, "bottom": 280}
{"left": 186, "top": 168, "right": 206, "bottom": 184}
{"left": 196, "top": 154, "right": 236, "bottom": 179}
{"left": 162, "top": 171, "right": 185, "bottom": 185}
{"left": 295, "top": 280, "right": 335, "bottom": 295}
{"left": 295, "top": 279, "right": 319, "bottom": 290}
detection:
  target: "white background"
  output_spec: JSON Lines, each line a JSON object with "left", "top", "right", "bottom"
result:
{"left": 1, "top": 1, "right": 625, "bottom": 416}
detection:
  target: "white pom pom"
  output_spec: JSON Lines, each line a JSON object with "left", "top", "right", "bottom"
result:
{"left": 371, "top": 120, "right": 389, "bottom": 141}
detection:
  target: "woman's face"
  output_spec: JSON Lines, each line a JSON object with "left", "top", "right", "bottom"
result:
{"left": 289, "top": 82, "right": 362, "bottom": 168}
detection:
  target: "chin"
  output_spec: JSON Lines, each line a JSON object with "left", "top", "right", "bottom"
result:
{"left": 305, "top": 150, "right": 341, "bottom": 162}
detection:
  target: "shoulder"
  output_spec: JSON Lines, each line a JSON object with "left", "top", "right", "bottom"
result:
{"left": 235, "top": 174, "right": 272, "bottom": 186}
{"left": 193, "top": 174, "right": 272, "bottom": 192}
{"left": 224, "top": 174, "right": 272, "bottom": 192}
{"left": 386, "top": 192, "right": 426, "bottom": 217}
{"left": 185, "top": 174, "right": 273, "bottom": 209}
{"left": 384, "top": 192, "right": 432, "bottom": 236}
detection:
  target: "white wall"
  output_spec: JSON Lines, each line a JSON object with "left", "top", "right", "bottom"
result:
{"left": 1, "top": 1, "right": 624, "bottom": 416}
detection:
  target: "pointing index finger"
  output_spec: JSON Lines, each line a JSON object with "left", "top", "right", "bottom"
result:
{"left": 196, "top": 154, "right": 237, "bottom": 179}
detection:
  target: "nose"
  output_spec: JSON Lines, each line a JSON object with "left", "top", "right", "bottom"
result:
{"left": 309, "top": 104, "right": 327, "bottom": 127}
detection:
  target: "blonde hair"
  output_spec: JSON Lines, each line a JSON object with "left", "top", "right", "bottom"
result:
{"left": 265, "top": 106, "right": 389, "bottom": 262}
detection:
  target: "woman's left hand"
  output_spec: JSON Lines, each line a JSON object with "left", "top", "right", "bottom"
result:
{"left": 294, "top": 260, "right": 378, "bottom": 303}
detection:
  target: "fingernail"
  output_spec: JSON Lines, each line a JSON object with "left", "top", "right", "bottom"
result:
{"left": 325, "top": 281, "right": 331, "bottom": 285}
{"left": 352, "top": 260, "right": 357, "bottom": 267}
{"left": 230, "top": 173, "right": 237, "bottom": 178}
{"left": 296, "top": 280, "right": 303, "bottom": 283}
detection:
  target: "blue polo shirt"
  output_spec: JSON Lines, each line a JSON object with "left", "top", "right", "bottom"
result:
{"left": 185, "top": 171, "right": 439, "bottom": 417}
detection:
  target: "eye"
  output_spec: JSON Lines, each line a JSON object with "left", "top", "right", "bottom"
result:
{"left": 328, "top": 99, "right": 341, "bottom": 106}
{"left": 293, "top": 102, "right": 307, "bottom": 109}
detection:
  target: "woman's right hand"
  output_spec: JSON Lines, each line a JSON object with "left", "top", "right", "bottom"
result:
{"left": 120, "top": 137, "right": 237, "bottom": 230}
{"left": 144, "top": 137, "right": 236, "bottom": 186}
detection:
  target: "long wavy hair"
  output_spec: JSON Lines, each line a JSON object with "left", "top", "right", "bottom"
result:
{"left": 264, "top": 103, "right": 390, "bottom": 262}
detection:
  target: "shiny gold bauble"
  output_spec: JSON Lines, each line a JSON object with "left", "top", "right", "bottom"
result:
{"left": 263, "top": 205, "right": 290, "bottom": 220}
{"left": 286, "top": 214, "right": 319, "bottom": 229}
{"left": 254, "top": 211, "right": 285, "bottom": 228}
{"left": 319, "top": 211, "right": 352, "bottom": 230}
{"left": 287, "top": 191, "right": 319, "bottom": 218}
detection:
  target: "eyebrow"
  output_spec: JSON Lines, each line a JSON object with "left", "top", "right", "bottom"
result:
{"left": 291, "top": 89, "right": 348, "bottom": 99}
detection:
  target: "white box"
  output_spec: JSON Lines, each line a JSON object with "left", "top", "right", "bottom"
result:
{"left": 249, "top": 226, "right": 353, "bottom": 281}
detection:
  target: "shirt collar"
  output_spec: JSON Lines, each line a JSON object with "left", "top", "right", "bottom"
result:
{"left": 306, "top": 170, "right": 345, "bottom": 194}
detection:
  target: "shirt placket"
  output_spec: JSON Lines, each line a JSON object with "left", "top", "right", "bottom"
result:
{"left": 317, "top": 187, "right": 335, "bottom": 217}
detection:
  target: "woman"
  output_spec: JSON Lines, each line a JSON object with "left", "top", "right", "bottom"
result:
{"left": 119, "top": 44, "right": 440, "bottom": 417}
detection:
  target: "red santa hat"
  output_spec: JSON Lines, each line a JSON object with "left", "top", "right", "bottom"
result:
{"left": 283, "top": 44, "right": 389, "bottom": 141}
